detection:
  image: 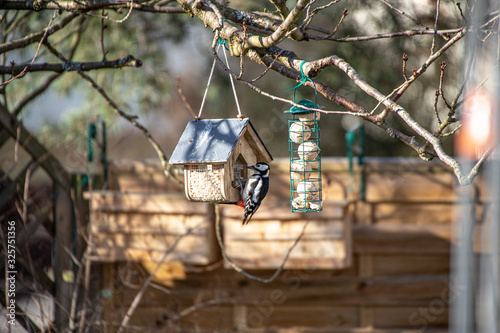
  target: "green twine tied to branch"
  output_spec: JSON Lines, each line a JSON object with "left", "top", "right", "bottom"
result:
{"left": 285, "top": 60, "right": 317, "bottom": 104}
{"left": 217, "top": 38, "right": 229, "bottom": 50}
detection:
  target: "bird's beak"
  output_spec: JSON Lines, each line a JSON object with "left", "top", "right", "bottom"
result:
{"left": 246, "top": 165, "right": 255, "bottom": 170}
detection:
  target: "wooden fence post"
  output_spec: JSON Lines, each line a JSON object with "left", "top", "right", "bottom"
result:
{"left": 53, "top": 183, "right": 75, "bottom": 332}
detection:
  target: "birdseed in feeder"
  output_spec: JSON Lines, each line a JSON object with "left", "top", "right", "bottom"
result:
{"left": 296, "top": 181, "right": 318, "bottom": 200}
{"left": 292, "top": 196, "right": 321, "bottom": 210}
{"left": 290, "top": 161, "right": 312, "bottom": 181}
{"left": 308, "top": 200, "right": 321, "bottom": 211}
{"left": 298, "top": 111, "right": 321, "bottom": 126}
{"left": 289, "top": 122, "right": 312, "bottom": 143}
{"left": 186, "top": 164, "right": 225, "bottom": 202}
{"left": 292, "top": 197, "right": 306, "bottom": 210}
{"left": 297, "top": 141, "right": 319, "bottom": 161}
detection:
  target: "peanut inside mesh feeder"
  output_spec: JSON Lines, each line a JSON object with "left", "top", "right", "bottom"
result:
{"left": 170, "top": 118, "right": 273, "bottom": 204}
{"left": 285, "top": 99, "right": 323, "bottom": 212}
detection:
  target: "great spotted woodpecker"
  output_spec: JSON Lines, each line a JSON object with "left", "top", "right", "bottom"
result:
{"left": 236, "top": 162, "right": 270, "bottom": 225}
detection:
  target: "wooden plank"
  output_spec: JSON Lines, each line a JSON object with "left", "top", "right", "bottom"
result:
{"left": 322, "top": 173, "right": 357, "bottom": 202}
{"left": 105, "top": 261, "right": 451, "bottom": 308}
{"left": 373, "top": 306, "right": 448, "bottom": 329}
{"left": 372, "top": 254, "right": 450, "bottom": 276}
{"left": 225, "top": 238, "right": 346, "bottom": 258}
{"left": 222, "top": 200, "right": 345, "bottom": 221}
{"left": 110, "top": 171, "right": 184, "bottom": 193}
{"left": 372, "top": 202, "right": 454, "bottom": 225}
{"left": 243, "top": 305, "right": 359, "bottom": 328}
{"left": 107, "top": 159, "right": 184, "bottom": 194}
{"left": 53, "top": 184, "right": 74, "bottom": 331}
{"left": 91, "top": 233, "right": 213, "bottom": 263}
{"left": 108, "top": 158, "right": 168, "bottom": 173}
{"left": 243, "top": 126, "right": 272, "bottom": 164}
{"left": 116, "top": 304, "right": 235, "bottom": 329}
{"left": 89, "top": 248, "right": 214, "bottom": 265}
{"left": 353, "top": 224, "right": 452, "bottom": 254}
{"left": 250, "top": 328, "right": 448, "bottom": 333}
{"left": 138, "top": 261, "right": 187, "bottom": 287}
{"left": 101, "top": 263, "right": 116, "bottom": 332}
{"left": 90, "top": 212, "right": 210, "bottom": 235}
{"left": 365, "top": 172, "right": 456, "bottom": 202}
{"left": 114, "top": 273, "right": 452, "bottom": 308}
{"left": 86, "top": 191, "right": 209, "bottom": 214}
{"left": 224, "top": 238, "right": 347, "bottom": 269}
{"left": 222, "top": 199, "right": 351, "bottom": 269}
{"left": 224, "top": 219, "right": 345, "bottom": 241}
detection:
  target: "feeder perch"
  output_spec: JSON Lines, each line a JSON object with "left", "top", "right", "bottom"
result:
{"left": 170, "top": 118, "right": 273, "bottom": 204}
{"left": 285, "top": 99, "right": 323, "bottom": 212}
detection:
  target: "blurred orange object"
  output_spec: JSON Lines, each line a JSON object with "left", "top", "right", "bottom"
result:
{"left": 455, "top": 89, "right": 496, "bottom": 159}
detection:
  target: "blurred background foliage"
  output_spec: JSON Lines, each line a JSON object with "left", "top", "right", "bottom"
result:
{"left": 1, "top": 0, "right": 465, "bottom": 171}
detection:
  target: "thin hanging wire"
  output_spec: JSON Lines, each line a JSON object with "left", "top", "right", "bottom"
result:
{"left": 197, "top": 44, "right": 219, "bottom": 120}
{"left": 221, "top": 43, "right": 242, "bottom": 118}
{"left": 197, "top": 41, "right": 243, "bottom": 120}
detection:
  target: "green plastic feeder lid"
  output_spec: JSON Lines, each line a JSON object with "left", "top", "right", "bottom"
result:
{"left": 284, "top": 99, "right": 324, "bottom": 114}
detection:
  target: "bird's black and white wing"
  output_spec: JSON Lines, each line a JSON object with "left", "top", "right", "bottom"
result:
{"left": 242, "top": 174, "right": 269, "bottom": 225}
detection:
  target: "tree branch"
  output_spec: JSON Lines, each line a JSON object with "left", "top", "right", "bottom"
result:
{"left": 243, "top": 0, "right": 309, "bottom": 49}
{"left": 44, "top": 41, "right": 182, "bottom": 185}
{"left": 0, "top": 55, "right": 143, "bottom": 75}
{"left": 305, "top": 27, "right": 463, "bottom": 42}
{"left": 376, "top": 28, "right": 466, "bottom": 120}
{"left": 0, "top": 0, "right": 185, "bottom": 13}
{"left": 215, "top": 204, "right": 311, "bottom": 283}
{"left": 0, "top": 12, "right": 78, "bottom": 54}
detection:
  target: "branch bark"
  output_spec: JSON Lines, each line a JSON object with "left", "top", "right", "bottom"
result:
{"left": 0, "top": 55, "right": 142, "bottom": 75}
{"left": 243, "top": 0, "right": 310, "bottom": 49}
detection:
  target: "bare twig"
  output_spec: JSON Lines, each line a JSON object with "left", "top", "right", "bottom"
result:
{"left": 13, "top": 73, "right": 62, "bottom": 116}
{"left": 47, "top": 0, "right": 136, "bottom": 23}
{"left": 376, "top": 28, "right": 465, "bottom": 121}
{"left": 100, "top": 10, "right": 108, "bottom": 60}
{"left": 378, "top": 0, "right": 430, "bottom": 30}
{"left": 306, "top": 27, "right": 463, "bottom": 41}
{"left": 215, "top": 204, "right": 311, "bottom": 283}
{"left": 0, "top": 56, "right": 143, "bottom": 75}
{"left": 0, "top": 0, "right": 185, "bottom": 13}
{"left": 169, "top": 298, "right": 238, "bottom": 324}
{"left": 116, "top": 231, "right": 191, "bottom": 333}
{"left": 175, "top": 76, "right": 196, "bottom": 118}
{"left": 300, "top": 0, "right": 341, "bottom": 31}
{"left": 0, "top": 12, "right": 78, "bottom": 54}
{"left": 0, "top": 10, "right": 57, "bottom": 86}
{"left": 13, "top": 16, "right": 84, "bottom": 116}
{"left": 44, "top": 41, "right": 182, "bottom": 185}
{"left": 402, "top": 53, "right": 409, "bottom": 81}
{"left": 430, "top": 0, "right": 441, "bottom": 54}
{"left": 250, "top": 53, "right": 279, "bottom": 83}
{"left": 327, "top": 8, "right": 348, "bottom": 38}
{"left": 433, "top": 90, "right": 441, "bottom": 125}
{"left": 438, "top": 61, "right": 453, "bottom": 109}
{"left": 78, "top": 161, "right": 95, "bottom": 333}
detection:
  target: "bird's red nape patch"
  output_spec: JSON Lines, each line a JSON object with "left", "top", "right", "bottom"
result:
{"left": 236, "top": 199, "right": 245, "bottom": 209}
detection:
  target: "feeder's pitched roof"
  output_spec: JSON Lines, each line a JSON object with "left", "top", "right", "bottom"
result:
{"left": 170, "top": 118, "right": 272, "bottom": 165}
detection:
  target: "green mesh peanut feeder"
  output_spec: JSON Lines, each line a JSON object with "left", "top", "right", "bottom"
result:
{"left": 285, "top": 99, "right": 322, "bottom": 212}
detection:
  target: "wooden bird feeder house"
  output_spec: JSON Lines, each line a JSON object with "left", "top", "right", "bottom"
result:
{"left": 170, "top": 118, "right": 272, "bottom": 204}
